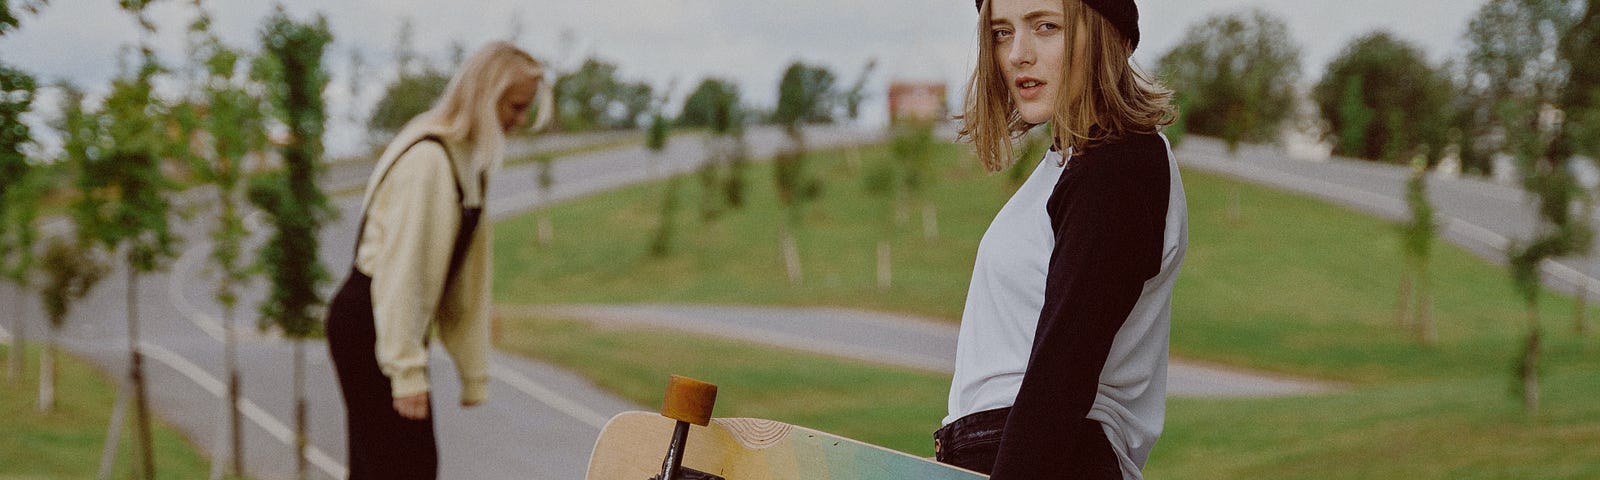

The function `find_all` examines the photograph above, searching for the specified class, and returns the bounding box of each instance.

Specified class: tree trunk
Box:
[1395,269,1413,328]
[128,268,155,480]
[537,215,554,244]
[38,328,55,412]
[1522,308,1542,414]
[225,303,243,478]
[781,225,802,285]
[294,339,308,480]
[99,374,131,480]
[1576,287,1590,337]
[1416,260,1436,345]
[876,241,891,291]
[9,285,24,384]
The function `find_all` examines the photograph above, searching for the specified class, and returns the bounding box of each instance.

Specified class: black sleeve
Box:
[990,138,1169,479]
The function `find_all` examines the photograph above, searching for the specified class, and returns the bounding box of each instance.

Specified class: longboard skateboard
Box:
[586,375,987,480]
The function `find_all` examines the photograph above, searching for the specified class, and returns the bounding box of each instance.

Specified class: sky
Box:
[0,0,1488,157]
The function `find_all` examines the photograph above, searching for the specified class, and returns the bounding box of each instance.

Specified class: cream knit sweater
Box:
[355,138,492,404]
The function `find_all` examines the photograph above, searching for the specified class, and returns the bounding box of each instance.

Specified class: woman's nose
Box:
[1008,34,1035,69]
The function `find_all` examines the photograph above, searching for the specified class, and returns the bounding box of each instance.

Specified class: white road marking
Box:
[140,341,348,479]
[487,363,610,429]
[168,245,227,342]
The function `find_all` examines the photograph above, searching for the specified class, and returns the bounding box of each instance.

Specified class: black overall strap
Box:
[351,135,464,255]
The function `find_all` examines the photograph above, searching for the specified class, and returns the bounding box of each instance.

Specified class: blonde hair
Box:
[396,40,553,177]
[960,0,1176,172]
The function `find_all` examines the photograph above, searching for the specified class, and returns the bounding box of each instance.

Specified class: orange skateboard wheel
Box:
[661,375,717,426]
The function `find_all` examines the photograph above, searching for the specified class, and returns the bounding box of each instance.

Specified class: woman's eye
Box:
[992,28,1012,42]
[1037,22,1059,32]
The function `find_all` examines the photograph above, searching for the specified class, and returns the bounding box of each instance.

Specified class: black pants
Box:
[327,269,438,480]
[934,407,1122,478]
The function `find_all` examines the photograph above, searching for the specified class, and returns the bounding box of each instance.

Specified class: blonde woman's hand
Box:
[394,392,430,420]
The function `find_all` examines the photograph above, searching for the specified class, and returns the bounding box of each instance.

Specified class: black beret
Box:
[976,0,1140,51]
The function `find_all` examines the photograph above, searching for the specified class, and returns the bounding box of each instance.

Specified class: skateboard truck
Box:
[652,375,724,480]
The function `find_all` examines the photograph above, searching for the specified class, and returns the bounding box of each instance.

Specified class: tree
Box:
[1158,9,1302,152]
[842,58,878,122]
[678,77,749,213]
[1464,0,1586,414]
[772,62,838,127]
[0,0,46,36]
[73,4,183,476]
[1314,31,1454,164]
[678,78,739,129]
[249,8,333,479]
[647,110,678,257]
[182,3,267,476]
[553,57,653,130]
[35,236,106,412]
[771,61,836,284]
[1564,0,1600,168]
[1397,158,1438,344]
[0,62,38,385]
[366,69,450,134]
[1561,0,1600,336]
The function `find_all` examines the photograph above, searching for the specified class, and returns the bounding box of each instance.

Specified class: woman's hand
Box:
[394,392,430,420]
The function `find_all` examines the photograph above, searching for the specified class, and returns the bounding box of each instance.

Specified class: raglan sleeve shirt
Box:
[990,138,1170,479]
[357,141,491,404]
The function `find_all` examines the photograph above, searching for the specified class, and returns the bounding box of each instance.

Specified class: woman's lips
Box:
[1015,76,1046,101]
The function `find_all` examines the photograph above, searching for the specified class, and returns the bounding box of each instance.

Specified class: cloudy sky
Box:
[0,0,1486,156]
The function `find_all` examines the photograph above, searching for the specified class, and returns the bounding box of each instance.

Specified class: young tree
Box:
[893,122,938,240]
[249,8,334,479]
[1562,0,1600,336]
[1314,31,1454,164]
[35,236,106,412]
[771,62,836,284]
[842,58,878,122]
[182,3,266,476]
[1397,158,1438,344]
[1158,9,1302,153]
[73,4,183,476]
[680,77,748,215]
[0,62,38,384]
[647,110,678,257]
[1465,0,1587,414]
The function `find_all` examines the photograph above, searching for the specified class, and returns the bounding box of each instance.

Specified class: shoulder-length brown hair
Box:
[960,0,1176,172]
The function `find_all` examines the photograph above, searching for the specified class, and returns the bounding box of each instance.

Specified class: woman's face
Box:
[990,0,1085,125]
[497,74,540,133]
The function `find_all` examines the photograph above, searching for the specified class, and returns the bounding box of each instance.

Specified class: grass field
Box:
[0,345,231,480]
[491,138,1600,478]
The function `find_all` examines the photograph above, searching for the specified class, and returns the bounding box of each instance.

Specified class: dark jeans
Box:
[934,407,1123,478]
[327,269,439,480]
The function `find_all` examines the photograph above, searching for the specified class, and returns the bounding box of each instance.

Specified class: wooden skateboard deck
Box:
[586,411,988,480]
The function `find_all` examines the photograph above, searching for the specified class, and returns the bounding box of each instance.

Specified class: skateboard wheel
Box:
[661,375,717,426]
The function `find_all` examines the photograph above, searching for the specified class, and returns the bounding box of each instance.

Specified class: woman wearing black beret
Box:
[936,0,1188,478]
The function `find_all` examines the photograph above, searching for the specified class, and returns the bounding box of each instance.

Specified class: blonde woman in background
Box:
[326,40,552,479]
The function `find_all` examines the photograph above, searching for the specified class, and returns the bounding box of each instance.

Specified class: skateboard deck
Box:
[586,411,988,480]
